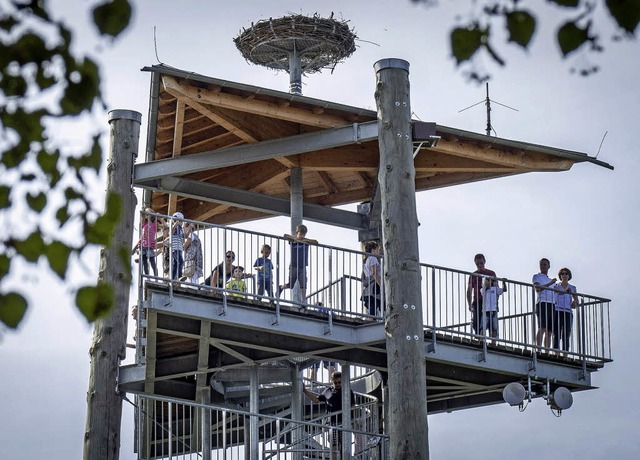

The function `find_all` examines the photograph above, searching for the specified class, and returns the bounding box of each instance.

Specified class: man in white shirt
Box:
[533,258,557,348]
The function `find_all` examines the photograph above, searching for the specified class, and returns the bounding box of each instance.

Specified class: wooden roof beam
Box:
[182,98,259,143]
[163,76,352,128]
[317,171,340,194]
[431,138,574,171]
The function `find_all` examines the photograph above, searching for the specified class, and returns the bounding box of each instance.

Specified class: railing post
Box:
[580,299,587,377]
[342,365,352,460]
[531,287,538,357]
[328,249,333,309]
[431,267,437,345]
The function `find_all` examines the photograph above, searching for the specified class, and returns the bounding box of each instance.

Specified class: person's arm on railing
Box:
[302,383,320,403]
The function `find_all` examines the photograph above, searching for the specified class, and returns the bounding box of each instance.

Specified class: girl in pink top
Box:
[133,208,158,277]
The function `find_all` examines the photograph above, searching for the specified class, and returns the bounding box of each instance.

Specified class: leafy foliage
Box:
[0,0,132,329]
[429,0,640,81]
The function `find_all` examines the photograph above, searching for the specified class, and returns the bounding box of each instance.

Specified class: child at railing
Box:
[482,277,507,340]
[132,208,158,277]
[226,266,247,298]
[278,224,318,304]
[253,244,274,300]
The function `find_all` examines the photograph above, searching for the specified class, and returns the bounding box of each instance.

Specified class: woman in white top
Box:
[362,241,383,317]
[553,267,578,351]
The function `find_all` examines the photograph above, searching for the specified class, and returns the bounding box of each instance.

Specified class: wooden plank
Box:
[432,138,574,171]
[163,76,352,128]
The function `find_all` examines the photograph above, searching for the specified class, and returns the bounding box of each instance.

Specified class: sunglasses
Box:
[226,254,235,260]
[560,272,569,276]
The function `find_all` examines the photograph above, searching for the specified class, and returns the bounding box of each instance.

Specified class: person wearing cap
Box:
[170,212,185,279]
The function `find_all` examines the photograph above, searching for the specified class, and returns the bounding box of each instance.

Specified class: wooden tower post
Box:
[83,110,141,460]
[374,59,429,459]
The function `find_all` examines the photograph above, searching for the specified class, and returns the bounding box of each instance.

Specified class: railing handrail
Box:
[424,262,612,304]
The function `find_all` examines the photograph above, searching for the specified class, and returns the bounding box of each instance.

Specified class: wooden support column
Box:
[374,59,429,459]
[84,109,141,460]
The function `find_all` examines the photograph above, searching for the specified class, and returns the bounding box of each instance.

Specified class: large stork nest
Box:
[234,14,357,74]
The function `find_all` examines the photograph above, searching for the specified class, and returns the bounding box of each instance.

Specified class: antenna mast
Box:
[459,83,518,136]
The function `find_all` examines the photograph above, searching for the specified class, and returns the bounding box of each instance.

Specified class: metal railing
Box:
[134,393,388,460]
[422,264,612,364]
[133,211,612,366]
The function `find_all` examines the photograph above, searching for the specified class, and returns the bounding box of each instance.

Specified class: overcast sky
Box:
[2,1,639,458]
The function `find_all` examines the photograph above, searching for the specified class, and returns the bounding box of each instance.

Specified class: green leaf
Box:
[0,185,11,209]
[2,107,47,144]
[8,32,51,65]
[86,135,103,172]
[13,232,45,263]
[26,192,47,212]
[451,26,485,64]
[0,74,28,97]
[506,10,536,48]
[37,150,60,175]
[0,16,18,32]
[65,187,84,201]
[557,21,590,56]
[118,245,132,282]
[85,191,122,245]
[45,241,71,278]
[0,293,28,328]
[60,58,101,115]
[76,283,114,321]
[56,205,71,226]
[549,0,580,6]
[92,0,133,37]
[0,254,10,280]
[606,0,640,34]
[35,65,57,90]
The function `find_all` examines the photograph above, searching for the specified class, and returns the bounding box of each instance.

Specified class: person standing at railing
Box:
[132,208,158,277]
[466,253,497,335]
[553,268,578,352]
[278,224,318,304]
[226,266,247,298]
[169,212,185,280]
[253,244,274,300]
[361,241,384,317]
[180,221,203,284]
[482,277,507,340]
[303,371,355,460]
[204,250,236,290]
[533,258,558,348]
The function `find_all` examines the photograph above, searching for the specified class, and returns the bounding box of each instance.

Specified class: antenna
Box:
[458,83,518,136]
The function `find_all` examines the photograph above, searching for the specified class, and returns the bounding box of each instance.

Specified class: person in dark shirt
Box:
[204,250,236,290]
[278,224,318,302]
[303,371,355,459]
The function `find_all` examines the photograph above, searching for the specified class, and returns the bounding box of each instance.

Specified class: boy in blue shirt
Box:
[253,244,274,299]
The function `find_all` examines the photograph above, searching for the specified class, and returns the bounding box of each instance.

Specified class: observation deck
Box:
[119,219,611,413]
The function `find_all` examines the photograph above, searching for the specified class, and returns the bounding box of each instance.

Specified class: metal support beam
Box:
[249,365,259,460]
[133,121,379,182]
[137,176,366,231]
[290,166,303,233]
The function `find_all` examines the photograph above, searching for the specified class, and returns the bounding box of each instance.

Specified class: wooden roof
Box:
[135,64,612,228]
